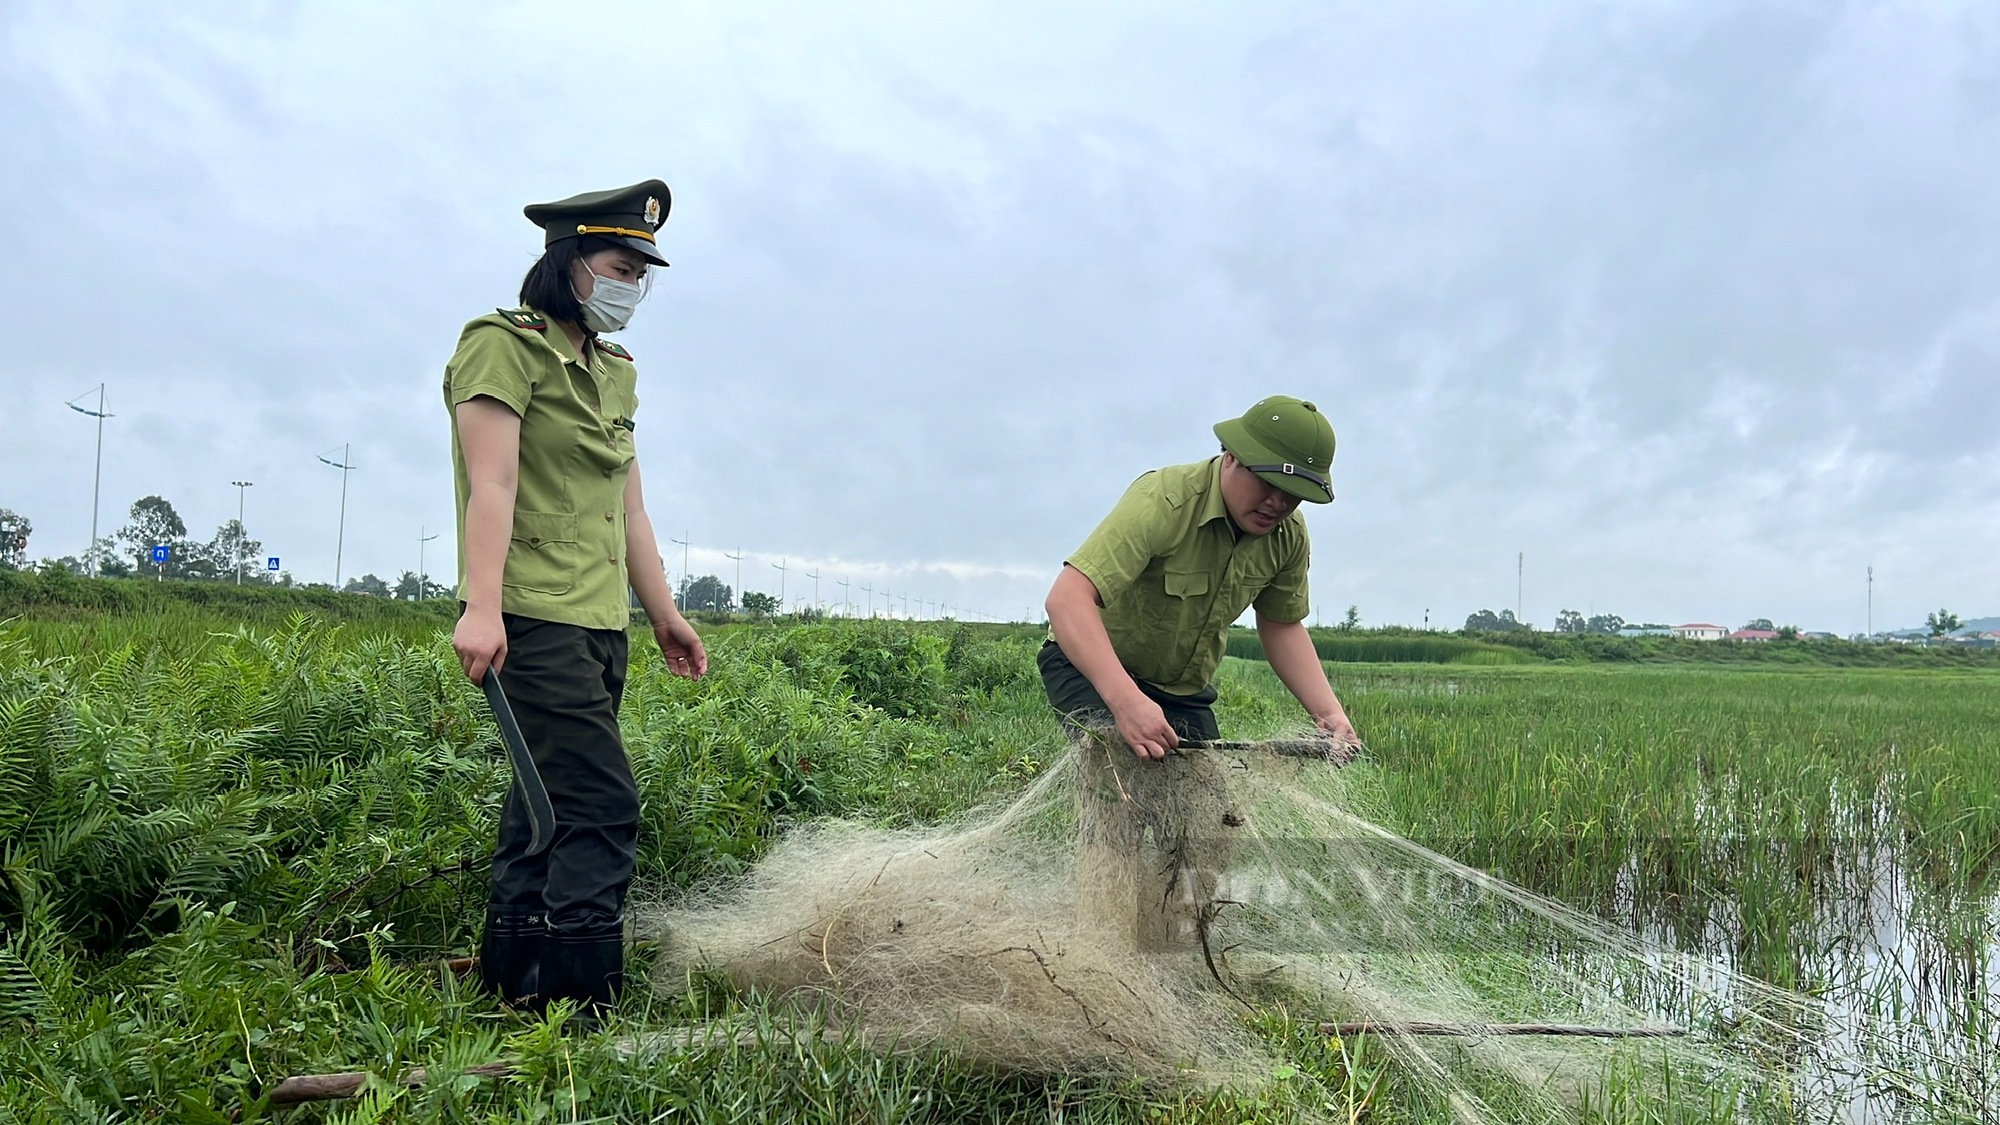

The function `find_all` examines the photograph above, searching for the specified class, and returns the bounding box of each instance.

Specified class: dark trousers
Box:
[1037,640,1221,742]
[480,613,634,1012]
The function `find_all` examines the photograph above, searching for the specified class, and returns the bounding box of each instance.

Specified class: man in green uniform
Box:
[1041,395,1359,759]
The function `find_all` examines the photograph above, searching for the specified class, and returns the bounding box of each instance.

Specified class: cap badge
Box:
[644,196,662,227]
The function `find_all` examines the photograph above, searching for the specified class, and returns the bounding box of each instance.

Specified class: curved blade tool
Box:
[482,668,556,856]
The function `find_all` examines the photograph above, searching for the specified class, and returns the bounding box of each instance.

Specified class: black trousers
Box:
[481,613,634,1011]
[1037,640,1221,742]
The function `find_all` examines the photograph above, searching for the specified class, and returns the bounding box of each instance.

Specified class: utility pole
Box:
[230,480,253,584]
[806,569,820,611]
[902,591,910,618]
[1516,551,1524,624]
[418,527,439,600]
[861,582,874,617]
[317,445,355,587]
[1867,565,1874,639]
[1424,607,1430,631]
[669,531,690,600]
[838,577,851,616]
[66,385,111,576]
[772,558,787,609]
[723,547,743,613]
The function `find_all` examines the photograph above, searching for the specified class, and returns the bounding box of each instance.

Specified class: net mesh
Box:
[643,728,1861,1117]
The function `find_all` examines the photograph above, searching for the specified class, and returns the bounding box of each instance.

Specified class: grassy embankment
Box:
[0,577,1993,1121]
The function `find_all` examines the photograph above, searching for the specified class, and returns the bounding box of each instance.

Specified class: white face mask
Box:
[574,265,645,333]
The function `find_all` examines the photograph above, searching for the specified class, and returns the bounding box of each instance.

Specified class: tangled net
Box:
[645,729,1864,1117]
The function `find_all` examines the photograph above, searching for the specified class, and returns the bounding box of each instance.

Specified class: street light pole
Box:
[772,558,787,610]
[419,527,439,600]
[861,582,874,618]
[669,531,690,601]
[724,548,743,613]
[230,480,254,584]
[66,384,112,576]
[806,569,820,611]
[838,577,851,617]
[317,444,355,588]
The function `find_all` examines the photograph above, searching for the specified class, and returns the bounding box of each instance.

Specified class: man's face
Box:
[1219,453,1303,536]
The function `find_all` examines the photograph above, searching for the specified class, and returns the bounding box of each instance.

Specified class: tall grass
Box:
[1226,629,1536,665]
[0,604,1992,1121]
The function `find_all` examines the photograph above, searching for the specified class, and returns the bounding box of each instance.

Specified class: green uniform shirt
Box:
[1065,456,1311,696]
[444,308,640,630]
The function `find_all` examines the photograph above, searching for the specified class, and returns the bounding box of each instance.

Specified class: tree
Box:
[0,508,29,570]
[1585,613,1625,635]
[1339,605,1361,631]
[393,570,452,601]
[114,496,191,575]
[1743,618,1774,632]
[204,519,265,584]
[741,590,780,616]
[342,573,391,597]
[1926,609,1961,638]
[1464,609,1525,633]
[1776,624,1801,641]
[678,574,732,613]
[1554,609,1586,634]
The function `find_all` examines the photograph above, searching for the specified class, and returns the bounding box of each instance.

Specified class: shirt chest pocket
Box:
[504,510,579,595]
[1163,567,1211,599]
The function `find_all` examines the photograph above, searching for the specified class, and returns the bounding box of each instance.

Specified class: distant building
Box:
[1802,631,1838,641]
[1617,626,1672,638]
[1727,629,1778,642]
[1673,623,1727,641]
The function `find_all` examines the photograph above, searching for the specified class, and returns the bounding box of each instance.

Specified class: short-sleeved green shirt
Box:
[1064,457,1311,696]
[444,308,640,630]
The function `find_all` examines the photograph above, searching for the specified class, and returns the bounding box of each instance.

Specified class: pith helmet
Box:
[1212,395,1336,503]
[524,180,672,266]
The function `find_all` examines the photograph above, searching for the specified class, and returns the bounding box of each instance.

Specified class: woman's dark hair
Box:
[518,235,622,325]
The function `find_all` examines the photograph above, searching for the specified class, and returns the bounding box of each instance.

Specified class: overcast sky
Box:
[3,0,1995,633]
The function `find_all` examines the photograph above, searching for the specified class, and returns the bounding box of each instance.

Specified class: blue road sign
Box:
[267,557,281,571]
[150,545,170,564]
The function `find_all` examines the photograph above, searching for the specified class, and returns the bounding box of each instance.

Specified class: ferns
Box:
[0,611,1052,1118]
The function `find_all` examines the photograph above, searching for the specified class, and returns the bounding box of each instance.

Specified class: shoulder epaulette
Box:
[594,339,633,361]
[497,308,547,331]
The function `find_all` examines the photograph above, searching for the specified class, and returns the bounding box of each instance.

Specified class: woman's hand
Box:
[653,615,708,680]
[454,606,508,683]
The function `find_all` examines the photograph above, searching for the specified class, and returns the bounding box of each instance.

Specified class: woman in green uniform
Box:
[444,180,707,1014]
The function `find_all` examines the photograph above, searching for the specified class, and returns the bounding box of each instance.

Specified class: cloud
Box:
[2,0,1996,633]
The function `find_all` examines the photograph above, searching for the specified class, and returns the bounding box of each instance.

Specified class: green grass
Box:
[0,598,1994,1121]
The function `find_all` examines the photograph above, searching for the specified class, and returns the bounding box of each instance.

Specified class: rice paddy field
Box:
[0,587,1994,1122]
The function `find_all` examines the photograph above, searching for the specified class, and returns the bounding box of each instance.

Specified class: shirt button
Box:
[605,513,614,522]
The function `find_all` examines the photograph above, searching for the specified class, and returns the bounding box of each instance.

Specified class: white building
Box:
[1672,622,1727,641]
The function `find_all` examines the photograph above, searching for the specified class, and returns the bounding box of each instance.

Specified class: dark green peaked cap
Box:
[1213,395,1337,503]
[524,180,672,266]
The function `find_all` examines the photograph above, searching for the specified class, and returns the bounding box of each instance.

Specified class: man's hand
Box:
[1111,694,1178,760]
[454,607,507,683]
[653,616,708,680]
[1313,708,1360,749]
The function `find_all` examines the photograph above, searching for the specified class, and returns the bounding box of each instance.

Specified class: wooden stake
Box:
[1320,1021,1685,1039]
[267,1062,515,1104]
[1179,738,1361,765]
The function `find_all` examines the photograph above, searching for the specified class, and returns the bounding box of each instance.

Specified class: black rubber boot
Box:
[542,919,624,1023]
[478,905,545,1009]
